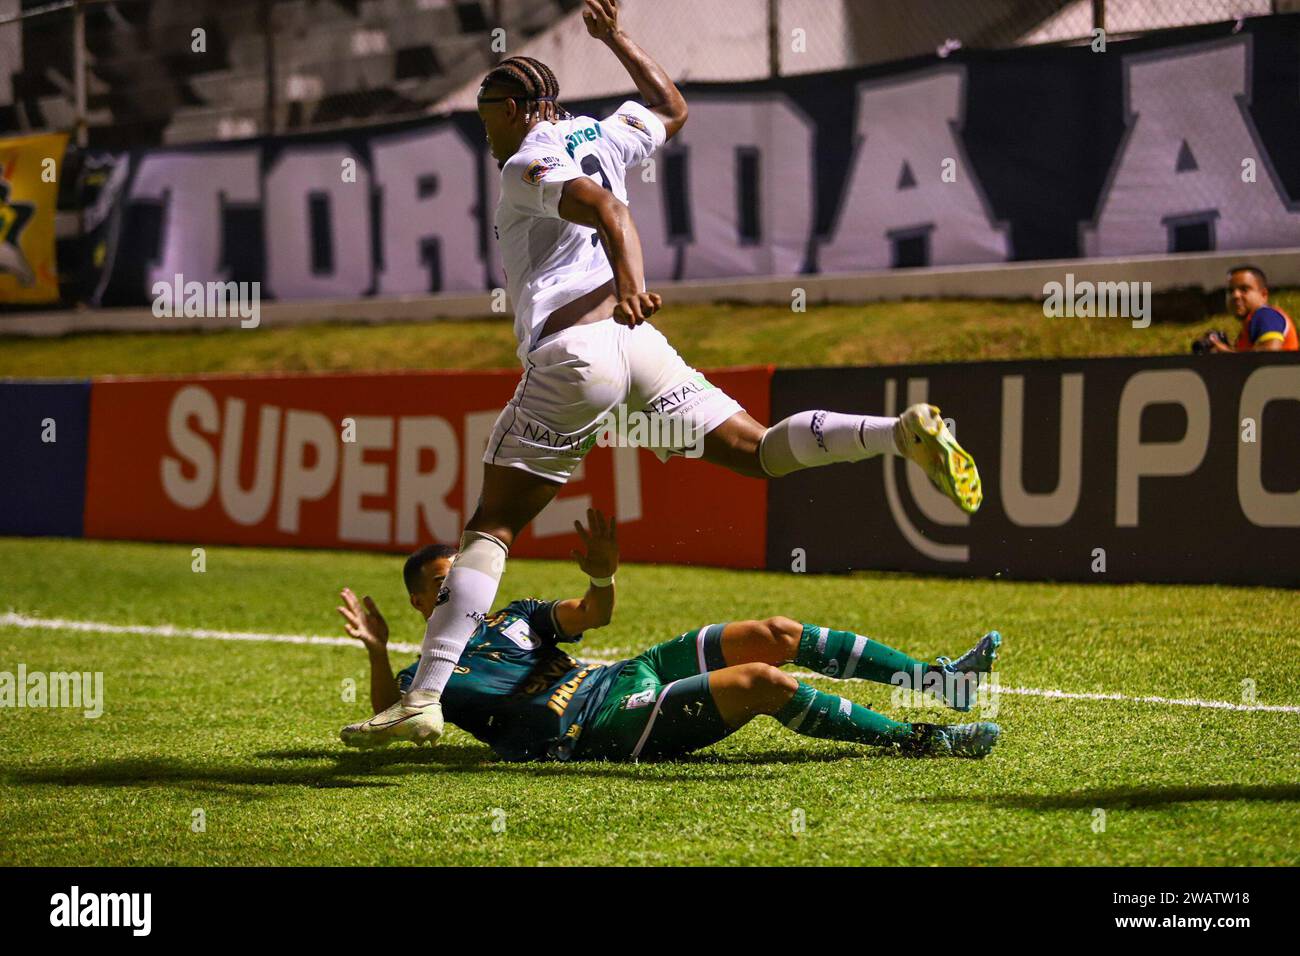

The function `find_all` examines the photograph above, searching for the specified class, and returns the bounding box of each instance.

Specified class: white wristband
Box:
[588,573,615,588]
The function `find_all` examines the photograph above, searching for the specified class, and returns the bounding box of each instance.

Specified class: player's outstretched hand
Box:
[613,291,661,327]
[582,0,620,41]
[571,507,619,580]
[337,587,389,650]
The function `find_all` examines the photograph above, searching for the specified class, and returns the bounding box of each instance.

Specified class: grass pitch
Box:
[1,538,1295,866]
[5,293,1297,378]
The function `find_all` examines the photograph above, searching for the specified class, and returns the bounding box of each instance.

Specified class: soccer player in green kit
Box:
[339,510,1001,761]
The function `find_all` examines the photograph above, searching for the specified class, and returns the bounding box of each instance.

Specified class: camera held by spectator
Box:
[1190,329,1230,354]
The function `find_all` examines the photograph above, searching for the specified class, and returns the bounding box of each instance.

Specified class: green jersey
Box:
[397,598,623,761]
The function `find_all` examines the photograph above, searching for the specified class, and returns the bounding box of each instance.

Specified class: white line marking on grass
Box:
[785,671,1300,713]
[978,682,1300,714]
[0,610,426,655]
[3,611,1298,715]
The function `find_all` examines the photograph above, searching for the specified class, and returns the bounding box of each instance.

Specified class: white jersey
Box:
[495,99,666,364]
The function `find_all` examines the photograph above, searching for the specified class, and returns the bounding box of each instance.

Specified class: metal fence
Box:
[1,0,1294,149]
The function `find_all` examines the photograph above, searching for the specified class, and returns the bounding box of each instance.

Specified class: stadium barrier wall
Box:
[0,380,89,536]
[4,357,1295,588]
[7,246,1300,337]
[56,15,1300,311]
[79,367,771,569]
[766,354,1300,587]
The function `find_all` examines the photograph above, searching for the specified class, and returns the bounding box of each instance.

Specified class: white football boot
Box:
[340,691,444,748]
[894,403,983,514]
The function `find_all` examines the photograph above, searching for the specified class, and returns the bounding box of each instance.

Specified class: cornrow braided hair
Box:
[479,55,570,122]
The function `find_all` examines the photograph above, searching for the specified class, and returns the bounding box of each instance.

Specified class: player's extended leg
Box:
[622,316,979,510]
[701,404,982,514]
[341,462,562,748]
[411,460,564,676]
[585,662,942,761]
[716,618,1001,713]
[344,323,633,747]
[708,664,999,759]
[582,623,998,760]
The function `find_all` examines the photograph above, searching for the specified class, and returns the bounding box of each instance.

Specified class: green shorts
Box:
[576,623,732,761]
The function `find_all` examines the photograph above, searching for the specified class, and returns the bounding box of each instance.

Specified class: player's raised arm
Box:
[553,508,619,637]
[337,587,402,713]
[582,0,687,139]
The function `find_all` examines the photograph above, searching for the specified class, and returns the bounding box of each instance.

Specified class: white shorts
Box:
[484,319,745,483]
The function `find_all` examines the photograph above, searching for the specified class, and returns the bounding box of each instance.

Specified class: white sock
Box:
[407,530,509,697]
[758,411,898,478]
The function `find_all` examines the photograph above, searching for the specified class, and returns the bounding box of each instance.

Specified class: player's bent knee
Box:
[464,503,520,549]
[743,664,798,714]
[736,662,796,693]
[702,415,769,479]
[466,522,515,549]
[766,665,799,694]
[713,412,765,452]
[763,616,802,656]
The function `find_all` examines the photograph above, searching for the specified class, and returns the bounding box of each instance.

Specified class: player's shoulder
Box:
[512,120,570,157]
[485,596,557,629]
[502,133,578,187]
[502,596,572,635]
[601,100,666,140]
[495,596,542,617]
[543,119,573,144]
[553,113,597,136]
[503,120,561,157]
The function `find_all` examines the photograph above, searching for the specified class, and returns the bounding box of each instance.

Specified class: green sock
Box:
[796,623,930,685]
[773,682,913,747]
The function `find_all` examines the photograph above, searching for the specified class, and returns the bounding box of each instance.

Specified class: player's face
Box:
[408,556,455,620]
[1227,271,1267,319]
[477,96,521,164]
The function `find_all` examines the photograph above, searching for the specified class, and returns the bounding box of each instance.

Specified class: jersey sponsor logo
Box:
[564,124,603,158]
[547,663,604,715]
[642,375,716,416]
[518,419,598,455]
[617,113,648,135]
[523,156,565,185]
[517,651,580,697]
[500,617,540,650]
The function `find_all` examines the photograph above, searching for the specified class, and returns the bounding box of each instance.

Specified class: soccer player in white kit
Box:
[341,0,983,749]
